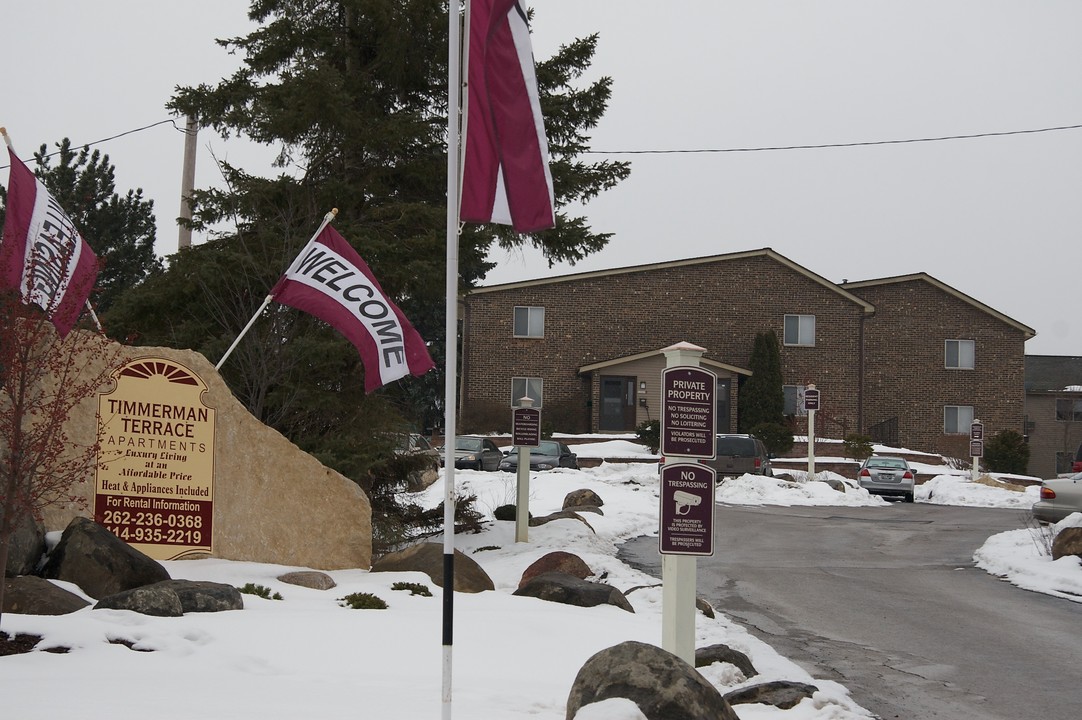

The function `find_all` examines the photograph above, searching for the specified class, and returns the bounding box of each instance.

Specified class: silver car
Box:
[858,455,915,503]
[1032,472,1082,523]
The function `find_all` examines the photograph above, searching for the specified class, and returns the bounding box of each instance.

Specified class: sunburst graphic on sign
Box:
[118,359,200,385]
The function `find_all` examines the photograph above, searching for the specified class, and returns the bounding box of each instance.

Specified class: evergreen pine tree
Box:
[0,139,160,314]
[103,2,629,542]
[739,330,785,432]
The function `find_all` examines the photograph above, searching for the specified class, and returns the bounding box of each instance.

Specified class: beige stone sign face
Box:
[95,358,216,560]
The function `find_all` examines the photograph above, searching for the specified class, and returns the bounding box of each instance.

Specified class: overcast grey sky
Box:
[5,1,1081,356]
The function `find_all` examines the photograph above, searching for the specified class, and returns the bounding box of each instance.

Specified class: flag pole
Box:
[215,208,338,371]
[442,1,466,717]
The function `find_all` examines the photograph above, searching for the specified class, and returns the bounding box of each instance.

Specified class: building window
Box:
[513,306,544,338]
[944,339,975,369]
[783,314,815,346]
[511,377,543,408]
[1055,398,1082,422]
[783,384,807,416]
[944,405,974,434]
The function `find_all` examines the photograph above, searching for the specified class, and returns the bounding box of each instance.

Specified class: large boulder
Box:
[154,579,243,612]
[41,517,170,599]
[1052,527,1082,560]
[4,514,46,577]
[514,572,633,613]
[94,585,185,617]
[529,510,596,531]
[278,570,337,590]
[370,543,494,593]
[566,640,739,720]
[563,489,604,512]
[2,576,90,615]
[695,643,757,679]
[724,680,819,710]
[518,551,593,589]
[94,579,243,616]
[40,338,372,571]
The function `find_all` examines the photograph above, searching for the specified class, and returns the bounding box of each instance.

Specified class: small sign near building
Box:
[661,365,717,459]
[804,387,820,412]
[970,440,984,458]
[970,420,984,441]
[512,407,541,448]
[659,463,716,556]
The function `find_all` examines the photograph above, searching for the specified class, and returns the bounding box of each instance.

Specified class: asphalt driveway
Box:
[620,502,1082,720]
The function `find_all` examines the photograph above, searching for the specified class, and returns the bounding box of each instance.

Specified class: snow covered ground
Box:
[3,438,1080,719]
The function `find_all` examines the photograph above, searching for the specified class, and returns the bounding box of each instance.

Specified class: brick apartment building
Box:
[460,248,1036,458]
[1024,355,1082,478]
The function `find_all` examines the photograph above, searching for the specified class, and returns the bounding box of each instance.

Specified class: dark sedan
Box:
[499,440,579,471]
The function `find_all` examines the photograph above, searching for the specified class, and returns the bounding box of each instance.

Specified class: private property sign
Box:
[659,463,716,555]
[661,365,717,459]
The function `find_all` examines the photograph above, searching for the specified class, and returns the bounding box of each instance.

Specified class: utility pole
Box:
[178,115,198,250]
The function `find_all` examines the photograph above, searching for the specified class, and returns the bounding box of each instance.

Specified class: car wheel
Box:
[905,493,914,503]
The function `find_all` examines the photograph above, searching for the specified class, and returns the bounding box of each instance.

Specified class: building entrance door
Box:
[599,376,637,431]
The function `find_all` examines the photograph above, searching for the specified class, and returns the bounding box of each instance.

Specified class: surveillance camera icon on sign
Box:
[673,490,701,515]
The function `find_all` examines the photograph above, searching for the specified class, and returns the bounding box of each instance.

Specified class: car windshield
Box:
[868,458,907,469]
[511,441,560,455]
[455,437,482,452]
[717,437,755,456]
[537,441,560,455]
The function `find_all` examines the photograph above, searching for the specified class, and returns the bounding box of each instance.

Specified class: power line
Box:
[1,118,184,169]
[3,119,1081,171]
[584,123,1082,155]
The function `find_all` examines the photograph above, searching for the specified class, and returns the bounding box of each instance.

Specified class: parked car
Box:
[395,432,438,459]
[660,433,773,477]
[393,433,440,490]
[1073,442,1082,474]
[857,455,915,502]
[1032,472,1082,523]
[499,440,579,471]
[443,435,503,471]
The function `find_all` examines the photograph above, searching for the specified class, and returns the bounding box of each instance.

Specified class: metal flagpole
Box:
[215,208,338,370]
[443,1,466,717]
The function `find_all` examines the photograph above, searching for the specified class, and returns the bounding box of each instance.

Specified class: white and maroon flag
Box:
[1,147,99,337]
[460,0,556,233]
[270,225,435,392]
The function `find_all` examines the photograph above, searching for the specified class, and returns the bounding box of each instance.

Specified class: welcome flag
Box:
[460,0,556,233]
[270,225,435,392]
[1,146,98,337]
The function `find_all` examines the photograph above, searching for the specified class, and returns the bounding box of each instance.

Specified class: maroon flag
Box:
[1,147,98,337]
[460,0,556,233]
[270,225,435,392]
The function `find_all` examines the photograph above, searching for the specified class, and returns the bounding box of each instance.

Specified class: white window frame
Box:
[1055,398,1082,422]
[513,306,545,338]
[943,405,975,434]
[783,314,815,347]
[945,339,975,370]
[511,377,543,408]
[783,384,807,417]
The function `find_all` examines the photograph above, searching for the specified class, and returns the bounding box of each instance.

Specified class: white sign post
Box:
[970,419,984,482]
[660,342,715,665]
[512,397,540,543]
[804,384,819,480]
